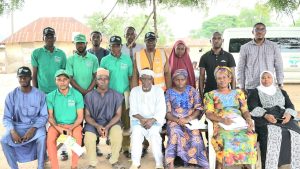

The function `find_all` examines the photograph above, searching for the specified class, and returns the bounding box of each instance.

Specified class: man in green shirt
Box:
[66,34,99,96]
[46,69,84,169]
[31,27,67,94]
[100,35,133,158]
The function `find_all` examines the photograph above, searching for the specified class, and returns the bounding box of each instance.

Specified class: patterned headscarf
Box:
[172,69,188,80]
[214,66,233,80]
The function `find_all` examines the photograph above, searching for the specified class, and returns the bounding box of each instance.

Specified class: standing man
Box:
[31,27,67,94]
[121,26,144,61]
[87,31,109,65]
[131,32,171,91]
[237,22,284,93]
[66,34,99,96]
[1,66,48,169]
[46,69,84,169]
[199,32,236,99]
[100,35,133,158]
[84,68,124,169]
[129,69,166,169]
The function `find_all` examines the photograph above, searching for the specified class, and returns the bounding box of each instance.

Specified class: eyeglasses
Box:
[254,28,266,33]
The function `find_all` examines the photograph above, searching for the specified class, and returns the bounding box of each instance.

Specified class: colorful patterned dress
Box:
[165,85,209,168]
[204,89,257,166]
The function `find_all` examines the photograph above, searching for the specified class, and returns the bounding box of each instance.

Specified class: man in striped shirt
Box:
[237,22,284,94]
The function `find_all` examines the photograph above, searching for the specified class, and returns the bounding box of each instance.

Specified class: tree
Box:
[86,12,174,46]
[190,15,239,38]
[238,4,273,27]
[190,4,275,38]
[267,0,300,17]
[0,0,24,15]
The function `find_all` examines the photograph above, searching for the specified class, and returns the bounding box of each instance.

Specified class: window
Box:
[229,37,300,53]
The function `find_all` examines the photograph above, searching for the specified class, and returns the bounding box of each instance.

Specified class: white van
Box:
[223,27,300,83]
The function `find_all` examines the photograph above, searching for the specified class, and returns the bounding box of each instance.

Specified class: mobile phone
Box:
[63,130,67,135]
[276,117,285,123]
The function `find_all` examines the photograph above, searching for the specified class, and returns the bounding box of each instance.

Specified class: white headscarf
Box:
[257,71,277,95]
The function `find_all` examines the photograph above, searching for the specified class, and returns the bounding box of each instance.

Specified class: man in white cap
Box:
[129,69,166,169]
[84,68,125,169]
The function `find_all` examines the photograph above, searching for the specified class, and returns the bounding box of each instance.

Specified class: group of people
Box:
[1,22,299,169]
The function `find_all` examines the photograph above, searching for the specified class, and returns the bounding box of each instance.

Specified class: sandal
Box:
[112,162,126,169]
[60,151,68,161]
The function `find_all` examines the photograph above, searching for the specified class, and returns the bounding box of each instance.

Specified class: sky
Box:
[0,0,299,41]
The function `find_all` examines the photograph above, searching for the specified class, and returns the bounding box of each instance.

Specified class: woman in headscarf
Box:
[247,71,300,169]
[165,69,209,169]
[204,66,257,169]
[169,40,196,88]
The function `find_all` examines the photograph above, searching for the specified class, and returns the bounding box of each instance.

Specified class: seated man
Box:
[129,69,166,169]
[1,66,48,169]
[46,69,84,169]
[84,68,124,169]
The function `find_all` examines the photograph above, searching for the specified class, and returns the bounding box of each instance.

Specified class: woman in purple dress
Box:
[165,69,209,169]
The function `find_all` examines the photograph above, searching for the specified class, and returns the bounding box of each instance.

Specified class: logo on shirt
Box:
[120,63,128,70]
[68,100,75,107]
[86,61,93,67]
[220,60,227,63]
[54,56,62,63]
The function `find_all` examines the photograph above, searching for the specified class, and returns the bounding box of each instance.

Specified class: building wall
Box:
[3,41,108,73]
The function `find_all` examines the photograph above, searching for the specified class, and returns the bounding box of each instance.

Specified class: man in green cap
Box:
[31,27,67,94]
[66,34,99,96]
[46,69,84,169]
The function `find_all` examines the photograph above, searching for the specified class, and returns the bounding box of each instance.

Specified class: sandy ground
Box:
[0,73,299,169]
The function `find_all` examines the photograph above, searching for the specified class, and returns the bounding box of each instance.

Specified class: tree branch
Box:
[101,0,119,24]
[129,10,154,48]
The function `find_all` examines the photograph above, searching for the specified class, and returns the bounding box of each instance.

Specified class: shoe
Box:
[156,165,164,169]
[141,148,148,158]
[106,153,112,160]
[123,150,131,158]
[96,147,103,157]
[60,151,68,161]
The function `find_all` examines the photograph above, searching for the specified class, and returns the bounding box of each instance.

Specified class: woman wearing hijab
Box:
[169,40,196,88]
[165,69,209,169]
[247,71,300,169]
[204,66,257,169]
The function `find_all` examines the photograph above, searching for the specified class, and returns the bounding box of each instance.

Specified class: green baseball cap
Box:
[74,34,87,43]
[54,69,69,79]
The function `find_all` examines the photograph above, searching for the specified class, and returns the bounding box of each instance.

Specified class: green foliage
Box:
[267,0,300,15]
[190,4,276,38]
[118,0,207,8]
[190,15,239,38]
[0,0,24,15]
[86,12,174,45]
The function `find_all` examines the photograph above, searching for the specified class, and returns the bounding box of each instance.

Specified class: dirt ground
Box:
[0,73,299,169]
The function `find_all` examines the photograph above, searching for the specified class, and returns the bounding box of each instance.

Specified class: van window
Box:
[229,38,300,53]
[268,38,300,53]
[228,38,251,53]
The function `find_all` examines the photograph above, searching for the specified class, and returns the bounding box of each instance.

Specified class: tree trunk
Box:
[153,0,157,36]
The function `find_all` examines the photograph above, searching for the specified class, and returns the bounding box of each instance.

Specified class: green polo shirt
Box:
[66,52,99,90]
[31,47,67,94]
[100,53,133,94]
[46,87,84,124]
